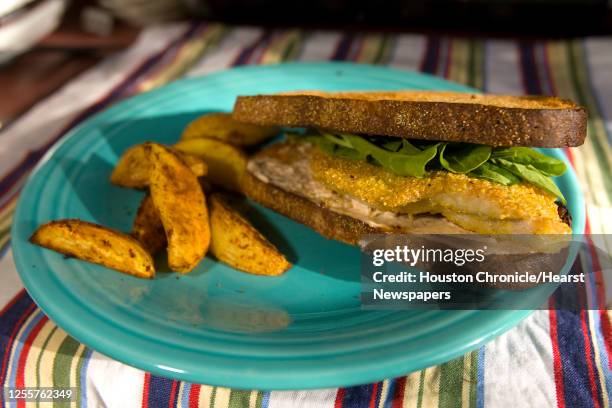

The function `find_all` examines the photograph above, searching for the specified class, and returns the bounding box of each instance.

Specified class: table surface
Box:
[0,22,611,408]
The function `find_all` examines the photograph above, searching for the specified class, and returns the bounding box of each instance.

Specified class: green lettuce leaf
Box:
[439,143,492,173]
[492,158,566,204]
[469,162,521,185]
[491,147,566,176]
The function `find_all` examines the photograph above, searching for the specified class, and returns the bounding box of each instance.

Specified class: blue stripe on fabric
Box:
[261,390,271,408]
[147,375,175,408]
[477,346,485,408]
[553,274,599,408]
[341,383,375,408]
[519,41,542,94]
[0,291,33,407]
[180,382,192,408]
[79,348,93,408]
[420,36,441,74]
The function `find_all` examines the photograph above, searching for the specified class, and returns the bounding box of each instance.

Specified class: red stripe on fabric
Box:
[0,302,36,386]
[188,384,200,408]
[352,35,367,62]
[580,309,602,408]
[168,380,178,408]
[15,315,48,408]
[0,289,25,316]
[599,310,612,371]
[334,387,346,408]
[369,382,379,408]
[141,373,151,408]
[548,299,566,408]
[391,377,406,408]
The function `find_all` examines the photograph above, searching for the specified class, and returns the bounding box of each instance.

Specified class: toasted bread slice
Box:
[233,91,587,147]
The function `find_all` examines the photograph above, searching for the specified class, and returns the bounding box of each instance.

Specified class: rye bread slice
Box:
[233,91,587,147]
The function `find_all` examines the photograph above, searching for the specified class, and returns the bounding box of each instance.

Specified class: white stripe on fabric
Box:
[186,27,264,77]
[85,351,146,408]
[0,250,23,309]
[299,31,343,62]
[388,35,426,72]
[484,40,523,95]
[483,310,556,408]
[267,388,338,408]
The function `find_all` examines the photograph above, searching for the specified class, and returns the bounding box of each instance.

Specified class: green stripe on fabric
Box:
[374,35,394,65]
[282,31,304,61]
[228,389,252,408]
[255,390,264,408]
[417,370,426,408]
[469,351,478,408]
[469,40,485,91]
[566,41,612,196]
[35,325,58,408]
[210,386,217,407]
[438,357,464,408]
[52,335,81,408]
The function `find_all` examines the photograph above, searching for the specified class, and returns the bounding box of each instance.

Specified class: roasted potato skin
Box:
[209,194,291,276]
[132,193,166,255]
[181,112,279,146]
[175,138,247,193]
[30,219,155,278]
[111,142,207,189]
[149,144,210,273]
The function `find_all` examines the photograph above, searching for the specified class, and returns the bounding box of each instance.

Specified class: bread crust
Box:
[233,91,587,147]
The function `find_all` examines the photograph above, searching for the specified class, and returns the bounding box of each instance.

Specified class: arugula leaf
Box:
[382,140,402,152]
[386,143,439,177]
[492,158,566,204]
[469,162,521,185]
[319,131,437,177]
[491,147,566,176]
[439,143,492,173]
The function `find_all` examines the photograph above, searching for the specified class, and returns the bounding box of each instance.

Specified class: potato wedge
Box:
[30,219,155,279]
[209,194,291,276]
[132,193,166,255]
[149,144,210,273]
[181,112,279,146]
[174,138,247,192]
[111,142,207,189]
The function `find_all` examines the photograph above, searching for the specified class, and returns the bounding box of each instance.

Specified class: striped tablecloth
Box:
[1,23,611,408]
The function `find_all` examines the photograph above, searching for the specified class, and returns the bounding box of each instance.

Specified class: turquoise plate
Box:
[12,63,585,390]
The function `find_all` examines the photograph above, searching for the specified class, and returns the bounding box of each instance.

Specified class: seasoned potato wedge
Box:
[30,219,155,279]
[209,194,291,276]
[181,112,279,146]
[111,142,207,189]
[149,144,210,273]
[132,193,166,255]
[174,138,247,192]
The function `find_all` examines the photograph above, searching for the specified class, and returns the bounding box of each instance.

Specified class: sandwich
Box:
[232,91,586,244]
